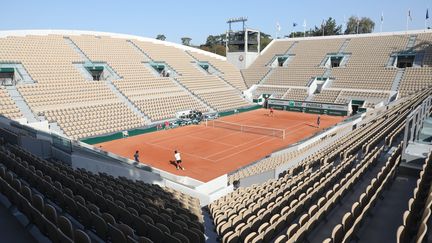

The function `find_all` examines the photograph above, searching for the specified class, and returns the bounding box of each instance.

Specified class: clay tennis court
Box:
[96,109,345,182]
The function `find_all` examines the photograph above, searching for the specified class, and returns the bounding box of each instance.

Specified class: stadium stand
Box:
[251,85,289,99]
[399,67,432,97]
[264,38,343,87]
[131,40,250,112]
[330,35,407,90]
[241,40,295,88]
[0,35,146,140]
[208,88,432,243]
[282,87,309,101]
[0,141,204,243]
[335,90,390,107]
[186,50,248,91]
[68,35,210,121]
[312,89,342,103]
[0,32,255,140]
[246,32,431,109]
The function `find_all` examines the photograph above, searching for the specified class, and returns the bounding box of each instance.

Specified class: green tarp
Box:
[0,68,14,73]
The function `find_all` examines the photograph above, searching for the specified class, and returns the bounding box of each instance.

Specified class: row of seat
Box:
[0,164,91,243]
[317,144,402,243]
[397,152,432,243]
[45,102,146,140]
[0,143,205,243]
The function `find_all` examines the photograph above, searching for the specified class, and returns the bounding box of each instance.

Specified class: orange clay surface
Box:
[96,109,345,182]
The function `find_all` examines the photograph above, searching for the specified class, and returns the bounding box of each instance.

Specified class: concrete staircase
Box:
[339,55,351,67]
[64,37,92,63]
[73,64,94,81]
[127,40,153,62]
[305,93,315,101]
[391,69,405,92]
[323,69,332,78]
[105,80,151,124]
[49,122,66,136]
[5,86,39,123]
[338,39,351,53]
[258,68,274,85]
[14,64,36,84]
[406,35,417,49]
[284,41,298,55]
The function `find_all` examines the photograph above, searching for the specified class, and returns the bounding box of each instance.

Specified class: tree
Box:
[198,31,272,56]
[345,16,375,34]
[156,34,166,41]
[260,32,272,50]
[181,37,192,46]
[206,34,225,46]
[311,17,342,36]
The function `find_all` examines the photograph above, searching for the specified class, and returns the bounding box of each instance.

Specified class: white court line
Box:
[212,122,315,162]
[142,140,214,162]
[215,136,277,162]
[184,134,233,147]
[204,135,268,159]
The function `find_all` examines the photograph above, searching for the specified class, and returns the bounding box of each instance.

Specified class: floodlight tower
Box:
[226,17,260,69]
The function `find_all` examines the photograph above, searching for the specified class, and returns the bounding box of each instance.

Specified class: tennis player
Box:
[174,150,185,170]
[269,107,274,117]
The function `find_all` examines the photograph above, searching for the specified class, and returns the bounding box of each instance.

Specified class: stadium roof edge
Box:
[0,29,226,61]
[272,29,432,42]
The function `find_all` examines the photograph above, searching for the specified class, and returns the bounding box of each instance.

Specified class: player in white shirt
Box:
[174,150,185,170]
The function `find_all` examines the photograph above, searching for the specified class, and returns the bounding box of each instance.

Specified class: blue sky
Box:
[0,0,430,44]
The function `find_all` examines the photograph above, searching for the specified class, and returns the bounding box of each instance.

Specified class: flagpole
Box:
[406,9,410,32]
[380,12,383,33]
[303,19,306,37]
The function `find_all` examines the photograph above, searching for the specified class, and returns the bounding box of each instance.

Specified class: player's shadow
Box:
[169,160,177,168]
[306,123,319,128]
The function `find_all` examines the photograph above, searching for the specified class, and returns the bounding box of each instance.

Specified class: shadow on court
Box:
[169,160,177,168]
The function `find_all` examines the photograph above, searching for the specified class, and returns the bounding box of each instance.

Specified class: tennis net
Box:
[206,120,285,139]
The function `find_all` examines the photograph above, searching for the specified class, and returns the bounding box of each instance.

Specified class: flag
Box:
[276,22,281,32]
[427,9,429,20]
[381,12,384,23]
[408,9,412,21]
[303,19,307,28]
[293,22,298,27]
